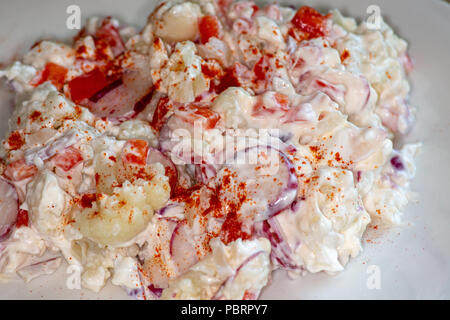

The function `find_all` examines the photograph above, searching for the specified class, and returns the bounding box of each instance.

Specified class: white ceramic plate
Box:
[0,0,449,299]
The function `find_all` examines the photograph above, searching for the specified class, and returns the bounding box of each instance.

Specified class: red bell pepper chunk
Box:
[291,6,331,40]
[253,55,272,81]
[122,139,149,166]
[177,105,221,130]
[68,68,109,103]
[198,15,223,44]
[52,146,84,172]
[150,96,174,132]
[30,62,68,90]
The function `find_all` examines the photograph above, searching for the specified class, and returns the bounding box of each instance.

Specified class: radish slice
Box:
[147,147,178,191]
[169,221,198,274]
[219,145,298,221]
[0,177,19,241]
[142,218,178,289]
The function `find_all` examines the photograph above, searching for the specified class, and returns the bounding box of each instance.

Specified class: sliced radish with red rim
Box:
[218,145,298,221]
[169,220,198,274]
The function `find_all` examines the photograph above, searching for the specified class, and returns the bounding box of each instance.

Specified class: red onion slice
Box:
[155,203,184,217]
[147,284,163,298]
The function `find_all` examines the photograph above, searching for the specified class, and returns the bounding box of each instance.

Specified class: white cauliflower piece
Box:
[75,166,170,246]
[0,61,37,91]
[153,41,208,103]
[116,119,158,147]
[23,41,75,69]
[26,170,70,236]
[212,87,256,129]
[153,1,202,42]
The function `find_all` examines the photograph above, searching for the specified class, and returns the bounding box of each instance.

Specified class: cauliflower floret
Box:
[116,119,158,147]
[294,168,371,273]
[75,165,170,246]
[152,1,202,42]
[0,61,37,91]
[74,239,117,292]
[153,41,208,103]
[10,83,92,135]
[23,40,75,69]
[111,256,141,289]
[212,87,256,129]
[26,170,70,236]
[161,238,271,300]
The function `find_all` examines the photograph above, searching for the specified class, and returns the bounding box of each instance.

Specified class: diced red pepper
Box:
[290,6,331,40]
[16,209,29,228]
[253,55,272,81]
[177,105,221,130]
[68,68,109,103]
[30,62,68,90]
[52,146,84,171]
[150,96,174,132]
[198,15,223,44]
[3,159,37,181]
[122,139,149,166]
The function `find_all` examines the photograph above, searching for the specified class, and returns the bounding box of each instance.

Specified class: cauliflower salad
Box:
[0,0,420,299]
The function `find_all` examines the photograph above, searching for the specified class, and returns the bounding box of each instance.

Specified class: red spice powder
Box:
[7,131,25,150]
[80,193,97,208]
[340,49,350,62]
